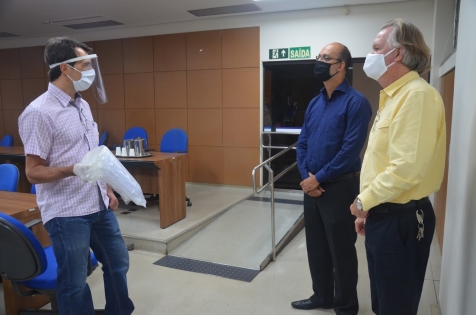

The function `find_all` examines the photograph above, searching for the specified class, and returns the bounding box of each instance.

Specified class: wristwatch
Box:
[356,198,363,211]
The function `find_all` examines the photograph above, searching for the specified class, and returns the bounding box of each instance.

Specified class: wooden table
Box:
[0,147,187,229]
[0,191,51,315]
[117,152,187,228]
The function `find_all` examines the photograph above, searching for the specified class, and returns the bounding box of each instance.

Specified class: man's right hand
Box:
[73,163,93,183]
[307,186,325,197]
[355,217,366,236]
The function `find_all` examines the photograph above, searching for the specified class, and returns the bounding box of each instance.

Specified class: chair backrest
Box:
[0,213,47,281]
[31,184,36,194]
[0,134,14,146]
[0,164,20,192]
[99,131,109,147]
[123,127,148,150]
[160,128,188,153]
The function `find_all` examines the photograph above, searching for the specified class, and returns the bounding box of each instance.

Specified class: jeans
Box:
[44,209,135,315]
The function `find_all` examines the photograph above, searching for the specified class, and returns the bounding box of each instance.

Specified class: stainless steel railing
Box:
[251,131,299,262]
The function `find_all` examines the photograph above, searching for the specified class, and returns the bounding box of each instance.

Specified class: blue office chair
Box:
[0,213,104,314]
[123,127,148,150]
[160,128,188,153]
[31,184,36,194]
[0,163,20,192]
[99,131,109,147]
[160,128,191,207]
[0,134,14,146]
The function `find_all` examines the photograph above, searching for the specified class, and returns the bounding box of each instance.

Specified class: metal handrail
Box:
[251,134,299,262]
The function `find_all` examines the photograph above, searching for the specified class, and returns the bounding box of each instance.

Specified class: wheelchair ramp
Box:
[157,190,303,278]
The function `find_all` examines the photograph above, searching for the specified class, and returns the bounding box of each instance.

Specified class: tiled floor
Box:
[0,184,442,315]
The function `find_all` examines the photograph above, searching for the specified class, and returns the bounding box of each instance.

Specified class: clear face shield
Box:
[49,54,108,104]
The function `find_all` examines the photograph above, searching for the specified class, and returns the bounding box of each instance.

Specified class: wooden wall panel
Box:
[189,146,223,184]
[0,49,21,80]
[123,37,153,73]
[223,68,260,108]
[188,109,222,146]
[154,34,187,71]
[0,110,4,136]
[222,27,259,68]
[156,109,187,146]
[0,80,23,109]
[20,47,45,79]
[186,31,222,70]
[80,88,97,110]
[94,39,124,75]
[97,109,126,146]
[155,71,187,109]
[124,73,154,109]
[125,109,157,148]
[187,70,222,108]
[223,109,260,148]
[223,147,260,186]
[3,109,23,146]
[101,74,125,109]
[22,78,46,107]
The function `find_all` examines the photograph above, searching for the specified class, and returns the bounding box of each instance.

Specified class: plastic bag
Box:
[74,145,146,207]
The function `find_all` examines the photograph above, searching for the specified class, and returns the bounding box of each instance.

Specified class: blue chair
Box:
[160,128,191,207]
[0,213,103,314]
[123,127,148,150]
[160,128,188,153]
[31,184,36,194]
[0,134,14,146]
[99,131,109,147]
[0,164,20,192]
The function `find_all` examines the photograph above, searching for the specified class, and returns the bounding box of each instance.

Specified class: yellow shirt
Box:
[358,71,446,211]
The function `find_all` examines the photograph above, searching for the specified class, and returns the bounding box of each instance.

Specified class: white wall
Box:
[439,0,476,314]
[431,0,456,89]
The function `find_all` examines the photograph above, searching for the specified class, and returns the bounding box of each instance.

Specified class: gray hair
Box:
[382,19,431,74]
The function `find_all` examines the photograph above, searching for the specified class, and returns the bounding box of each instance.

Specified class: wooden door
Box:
[434,68,455,253]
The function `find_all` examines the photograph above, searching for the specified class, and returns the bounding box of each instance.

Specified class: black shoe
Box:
[291,299,332,310]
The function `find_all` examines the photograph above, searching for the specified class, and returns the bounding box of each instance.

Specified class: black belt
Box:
[326,172,360,183]
[370,197,430,213]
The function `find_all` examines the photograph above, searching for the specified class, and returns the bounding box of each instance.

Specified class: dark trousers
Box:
[365,197,435,315]
[303,177,359,315]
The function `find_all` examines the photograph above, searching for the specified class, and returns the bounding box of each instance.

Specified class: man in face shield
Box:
[18,37,134,315]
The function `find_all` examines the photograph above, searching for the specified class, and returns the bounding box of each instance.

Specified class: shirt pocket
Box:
[372,118,390,150]
[325,113,346,141]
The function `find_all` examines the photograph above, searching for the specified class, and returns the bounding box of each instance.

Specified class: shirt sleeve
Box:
[358,91,443,210]
[19,108,54,160]
[296,111,310,180]
[314,96,372,183]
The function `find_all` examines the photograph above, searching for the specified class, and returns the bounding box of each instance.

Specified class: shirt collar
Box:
[320,79,350,99]
[48,83,82,107]
[383,71,419,97]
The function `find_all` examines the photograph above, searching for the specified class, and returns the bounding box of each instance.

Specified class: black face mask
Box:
[314,61,340,81]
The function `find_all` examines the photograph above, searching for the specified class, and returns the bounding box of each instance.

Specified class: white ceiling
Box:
[0,0,410,40]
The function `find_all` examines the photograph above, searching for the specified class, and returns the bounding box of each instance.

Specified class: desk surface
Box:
[0,191,38,217]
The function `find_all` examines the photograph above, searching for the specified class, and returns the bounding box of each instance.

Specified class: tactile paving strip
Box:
[154,256,260,282]
[247,196,304,205]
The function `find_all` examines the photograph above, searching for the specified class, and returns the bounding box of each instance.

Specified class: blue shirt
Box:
[296,79,372,183]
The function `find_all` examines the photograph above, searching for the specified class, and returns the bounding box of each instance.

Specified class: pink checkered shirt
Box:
[19,83,108,223]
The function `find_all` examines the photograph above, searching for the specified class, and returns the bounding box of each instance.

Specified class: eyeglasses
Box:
[316,54,342,63]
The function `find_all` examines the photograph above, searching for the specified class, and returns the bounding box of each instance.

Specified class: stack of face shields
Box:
[74,146,146,207]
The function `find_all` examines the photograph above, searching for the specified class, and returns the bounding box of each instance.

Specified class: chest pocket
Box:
[325,113,346,141]
[372,118,390,150]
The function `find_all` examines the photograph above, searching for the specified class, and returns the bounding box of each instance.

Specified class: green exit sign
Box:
[269,48,288,59]
[289,46,311,59]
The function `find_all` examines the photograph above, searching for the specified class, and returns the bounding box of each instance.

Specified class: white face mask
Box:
[67,65,96,92]
[363,47,397,81]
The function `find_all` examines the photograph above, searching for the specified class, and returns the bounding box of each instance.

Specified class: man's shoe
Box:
[291,299,332,310]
